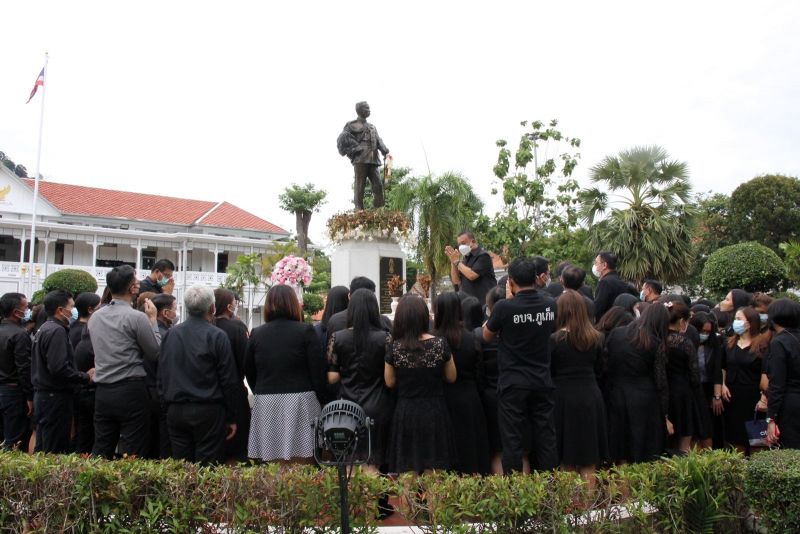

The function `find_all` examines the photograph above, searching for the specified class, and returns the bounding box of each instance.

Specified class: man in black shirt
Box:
[0,293,33,450]
[592,251,637,322]
[446,231,497,305]
[545,261,594,301]
[138,259,175,296]
[32,290,94,453]
[158,285,239,464]
[484,256,558,473]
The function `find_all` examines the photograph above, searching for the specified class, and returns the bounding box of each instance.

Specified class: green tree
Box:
[477,119,581,259]
[702,242,786,297]
[222,252,262,299]
[780,242,800,287]
[389,171,482,297]
[729,174,800,253]
[579,145,695,285]
[684,192,734,296]
[278,183,327,255]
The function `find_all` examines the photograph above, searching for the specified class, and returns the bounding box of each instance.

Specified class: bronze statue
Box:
[337,101,390,210]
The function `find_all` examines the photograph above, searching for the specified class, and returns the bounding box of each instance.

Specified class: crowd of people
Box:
[1,245,799,486]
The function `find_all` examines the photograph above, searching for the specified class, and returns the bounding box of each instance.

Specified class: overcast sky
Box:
[2,1,798,245]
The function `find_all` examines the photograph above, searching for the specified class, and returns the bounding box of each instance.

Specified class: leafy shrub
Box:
[745,449,800,533]
[42,268,98,297]
[30,289,46,305]
[770,290,800,303]
[702,242,786,296]
[303,292,325,317]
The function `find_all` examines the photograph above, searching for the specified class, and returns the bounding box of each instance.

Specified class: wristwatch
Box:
[713,395,722,401]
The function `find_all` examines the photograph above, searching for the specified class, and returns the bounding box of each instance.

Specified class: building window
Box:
[217,252,229,273]
[54,242,65,265]
[0,235,20,262]
[142,248,157,271]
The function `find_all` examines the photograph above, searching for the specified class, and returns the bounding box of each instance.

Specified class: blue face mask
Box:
[639,290,646,301]
[759,313,769,325]
[699,333,710,343]
[158,275,171,287]
[732,320,747,336]
[23,309,32,322]
[71,307,79,321]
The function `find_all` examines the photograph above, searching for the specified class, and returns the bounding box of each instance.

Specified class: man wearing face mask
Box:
[445,231,497,305]
[88,265,161,459]
[483,256,558,473]
[32,290,94,453]
[592,251,638,323]
[138,259,176,296]
[0,293,34,451]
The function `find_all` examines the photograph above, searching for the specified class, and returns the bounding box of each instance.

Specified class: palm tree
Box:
[578,146,695,285]
[278,183,327,255]
[388,172,482,298]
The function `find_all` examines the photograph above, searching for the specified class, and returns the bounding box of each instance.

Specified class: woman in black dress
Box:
[434,292,490,475]
[384,294,457,474]
[214,288,251,463]
[477,287,505,474]
[551,290,607,485]
[604,304,672,463]
[665,301,709,453]
[327,289,394,471]
[766,299,800,449]
[718,306,766,455]
[689,311,725,449]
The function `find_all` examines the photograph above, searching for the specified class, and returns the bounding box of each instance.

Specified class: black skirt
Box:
[668,376,710,440]
[555,378,608,466]
[606,381,666,463]
[480,386,502,453]
[444,381,491,474]
[723,383,761,447]
[777,391,800,449]
[387,396,456,473]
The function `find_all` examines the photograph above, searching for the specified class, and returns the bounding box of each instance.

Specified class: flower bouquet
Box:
[270,255,313,287]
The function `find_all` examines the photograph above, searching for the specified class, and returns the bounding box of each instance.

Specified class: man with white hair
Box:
[157,285,239,464]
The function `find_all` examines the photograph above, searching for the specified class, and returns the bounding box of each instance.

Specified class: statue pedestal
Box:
[331,238,406,314]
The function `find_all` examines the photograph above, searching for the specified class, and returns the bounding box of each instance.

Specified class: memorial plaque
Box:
[379,256,403,314]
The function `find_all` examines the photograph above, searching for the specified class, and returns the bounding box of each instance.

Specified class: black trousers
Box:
[34,390,73,454]
[0,385,30,451]
[354,163,384,210]
[146,387,171,459]
[92,379,150,459]
[167,403,227,465]
[74,388,95,454]
[498,386,558,473]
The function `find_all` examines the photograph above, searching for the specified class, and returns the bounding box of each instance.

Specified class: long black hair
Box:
[392,294,430,351]
[434,292,463,349]
[346,288,382,355]
[322,286,350,328]
[628,302,669,352]
[461,296,483,331]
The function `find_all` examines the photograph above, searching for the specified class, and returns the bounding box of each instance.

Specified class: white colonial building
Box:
[0,165,289,322]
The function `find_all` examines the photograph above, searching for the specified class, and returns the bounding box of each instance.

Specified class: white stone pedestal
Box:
[331,238,406,313]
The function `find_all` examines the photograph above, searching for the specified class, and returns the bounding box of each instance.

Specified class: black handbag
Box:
[745,410,769,448]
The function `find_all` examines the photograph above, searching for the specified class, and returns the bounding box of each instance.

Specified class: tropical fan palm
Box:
[579,146,696,285]
[389,172,483,297]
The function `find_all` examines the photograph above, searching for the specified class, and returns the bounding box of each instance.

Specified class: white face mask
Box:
[591,265,601,278]
[458,244,471,256]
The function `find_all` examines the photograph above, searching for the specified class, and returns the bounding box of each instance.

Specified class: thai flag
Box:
[26,68,44,104]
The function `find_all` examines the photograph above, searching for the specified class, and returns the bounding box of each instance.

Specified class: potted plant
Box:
[387,274,405,314]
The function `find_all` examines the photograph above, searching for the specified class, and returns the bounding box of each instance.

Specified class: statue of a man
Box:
[337,101,390,210]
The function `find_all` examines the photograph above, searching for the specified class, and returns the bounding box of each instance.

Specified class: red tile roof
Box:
[24,179,288,234]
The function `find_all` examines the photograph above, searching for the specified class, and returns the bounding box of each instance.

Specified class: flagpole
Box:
[27,52,48,296]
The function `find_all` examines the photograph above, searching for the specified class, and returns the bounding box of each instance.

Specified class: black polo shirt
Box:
[458,247,497,304]
[485,288,557,391]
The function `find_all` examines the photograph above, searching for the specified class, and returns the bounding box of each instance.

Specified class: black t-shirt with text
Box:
[485,288,557,391]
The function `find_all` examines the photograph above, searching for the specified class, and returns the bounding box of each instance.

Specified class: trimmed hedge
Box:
[0,450,758,533]
[42,268,99,297]
[745,448,800,533]
[702,242,786,295]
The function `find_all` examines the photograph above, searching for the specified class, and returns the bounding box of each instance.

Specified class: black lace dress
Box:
[666,331,710,440]
[603,325,669,463]
[385,336,456,473]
